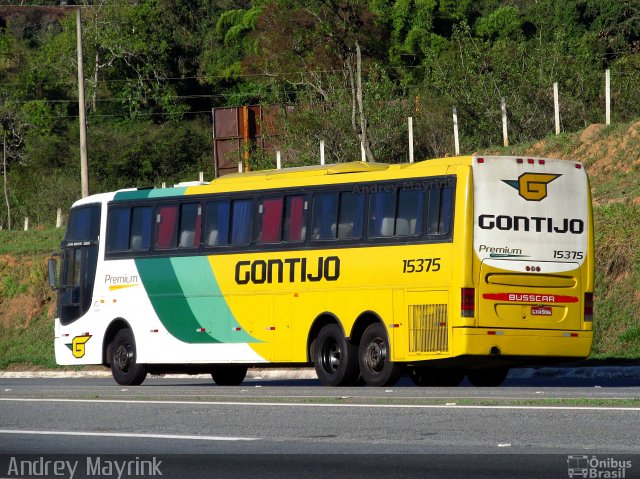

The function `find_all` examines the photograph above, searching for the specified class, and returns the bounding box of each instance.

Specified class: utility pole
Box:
[3,131,11,230]
[76,8,89,198]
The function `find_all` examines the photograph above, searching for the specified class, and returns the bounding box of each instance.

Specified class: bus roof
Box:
[74,155,583,206]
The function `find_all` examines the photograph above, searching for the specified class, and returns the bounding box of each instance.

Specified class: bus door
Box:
[56,205,101,324]
[472,156,591,331]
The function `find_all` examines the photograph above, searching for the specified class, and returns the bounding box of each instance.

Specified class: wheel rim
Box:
[320,339,341,373]
[114,342,133,373]
[363,337,387,373]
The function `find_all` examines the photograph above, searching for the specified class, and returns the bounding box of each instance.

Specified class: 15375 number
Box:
[402,258,441,273]
[553,250,584,260]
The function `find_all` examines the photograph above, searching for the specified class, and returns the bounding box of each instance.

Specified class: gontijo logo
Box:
[66,334,91,358]
[502,172,561,201]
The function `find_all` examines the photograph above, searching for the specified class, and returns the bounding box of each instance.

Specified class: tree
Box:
[249,0,388,162]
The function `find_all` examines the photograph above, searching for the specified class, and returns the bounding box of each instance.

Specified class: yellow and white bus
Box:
[49,155,594,387]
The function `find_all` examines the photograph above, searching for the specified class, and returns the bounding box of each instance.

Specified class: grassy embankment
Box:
[1,122,639,369]
[0,228,63,368]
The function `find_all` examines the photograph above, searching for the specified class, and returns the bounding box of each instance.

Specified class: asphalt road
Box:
[1,375,639,478]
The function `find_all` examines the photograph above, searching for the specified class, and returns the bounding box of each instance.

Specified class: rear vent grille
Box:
[408,304,448,353]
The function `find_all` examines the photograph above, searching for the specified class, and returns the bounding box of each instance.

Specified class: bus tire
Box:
[466,367,509,387]
[313,324,360,386]
[358,323,402,387]
[211,365,248,386]
[110,328,147,386]
[409,367,465,387]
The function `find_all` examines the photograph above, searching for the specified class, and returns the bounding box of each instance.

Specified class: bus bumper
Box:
[452,327,593,358]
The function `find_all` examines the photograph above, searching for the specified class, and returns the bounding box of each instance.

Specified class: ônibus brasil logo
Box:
[502,172,561,201]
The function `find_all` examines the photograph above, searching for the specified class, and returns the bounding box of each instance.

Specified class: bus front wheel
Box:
[211,365,248,386]
[110,328,147,386]
[313,324,360,386]
[358,323,402,387]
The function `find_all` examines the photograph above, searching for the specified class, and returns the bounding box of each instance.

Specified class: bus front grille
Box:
[408,304,448,353]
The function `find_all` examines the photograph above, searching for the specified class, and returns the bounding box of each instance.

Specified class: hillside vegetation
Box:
[2,0,640,226]
[0,121,638,369]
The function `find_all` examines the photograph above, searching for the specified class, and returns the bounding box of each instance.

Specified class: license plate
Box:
[531,306,552,316]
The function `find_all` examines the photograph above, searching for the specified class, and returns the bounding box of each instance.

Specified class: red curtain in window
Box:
[261,198,283,243]
[156,205,178,249]
[287,196,304,241]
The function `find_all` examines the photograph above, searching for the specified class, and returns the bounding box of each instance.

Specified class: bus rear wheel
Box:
[409,367,465,387]
[110,328,147,386]
[313,324,360,386]
[211,365,248,386]
[466,367,509,387]
[358,323,402,387]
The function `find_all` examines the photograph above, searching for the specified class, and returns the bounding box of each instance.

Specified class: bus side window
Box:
[311,193,338,240]
[368,190,396,237]
[178,203,201,248]
[439,186,453,234]
[230,199,252,246]
[427,185,454,237]
[204,200,230,246]
[258,197,284,244]
[338,192,364,239]
[107,207,131,252]
[130,206,152,251]
[156,204,179,249]
[283,196,307,242]
[397,189,423,236]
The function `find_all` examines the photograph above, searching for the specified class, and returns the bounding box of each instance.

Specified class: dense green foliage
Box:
[1,0,640,227]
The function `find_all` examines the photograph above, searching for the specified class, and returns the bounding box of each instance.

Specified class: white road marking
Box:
[1,397,639,411]
[0,429,258,441]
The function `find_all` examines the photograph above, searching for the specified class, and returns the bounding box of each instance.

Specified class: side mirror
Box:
[48,257,58,291]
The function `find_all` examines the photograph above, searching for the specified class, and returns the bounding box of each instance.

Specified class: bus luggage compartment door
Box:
[477,260,582,330]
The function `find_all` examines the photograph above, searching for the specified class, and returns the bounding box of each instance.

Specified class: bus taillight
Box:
[461,288,475,318]
[584,293,593,322]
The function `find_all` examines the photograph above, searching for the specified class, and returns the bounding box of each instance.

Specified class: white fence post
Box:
[360,142,366,162]
[199,171,204,182]
[501,97,509,147]
[238,161,242,173]
[161,182,166,188]
[408,117,414,163]
[605,68,611,125]
[320,140,325,166]
[452,107,460,155]
[23,217,29,231]
[553,82,560,135]
[56,208,62,228]
[276,150,282,170]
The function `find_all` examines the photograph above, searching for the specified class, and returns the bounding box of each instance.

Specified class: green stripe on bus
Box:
[135,256,256,344]
[114,188,187,201]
